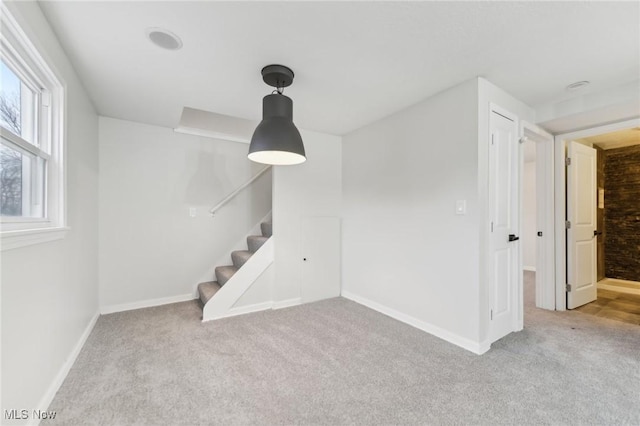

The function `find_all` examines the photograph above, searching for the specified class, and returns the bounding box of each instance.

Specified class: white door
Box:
[301,216,341,303]
[567,141,597,309]
[489,107,520,343]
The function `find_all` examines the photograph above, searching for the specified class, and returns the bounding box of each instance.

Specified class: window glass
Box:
[0,143,22,216]
[0,59,22,135]
[1,59,37,145]
[0,142,45,218]
[0,57,47,219]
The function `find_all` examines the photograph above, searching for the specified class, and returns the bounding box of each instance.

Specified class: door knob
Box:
[508,234,519,242]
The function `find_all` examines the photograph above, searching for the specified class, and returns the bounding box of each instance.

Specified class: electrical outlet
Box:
[189,207,197,217]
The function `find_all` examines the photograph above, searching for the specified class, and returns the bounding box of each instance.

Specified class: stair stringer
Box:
[202,237,274,322]
[194,211,272,289]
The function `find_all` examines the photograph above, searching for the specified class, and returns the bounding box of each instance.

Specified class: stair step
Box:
[247,235,269,253]
[231,250,253,269]
[215,265,238,286]
[261,222,273,238]
[197,281,221,305]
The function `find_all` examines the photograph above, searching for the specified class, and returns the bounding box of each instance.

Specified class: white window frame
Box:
[0,5,67,250]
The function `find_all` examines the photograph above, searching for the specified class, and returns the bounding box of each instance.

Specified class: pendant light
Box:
[248,65,306,165]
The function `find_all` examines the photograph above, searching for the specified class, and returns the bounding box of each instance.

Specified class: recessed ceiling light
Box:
[566,81,590,91]
[146,28,183,50]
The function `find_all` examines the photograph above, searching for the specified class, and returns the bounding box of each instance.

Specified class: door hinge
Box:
[566,284,572,292]
[565,220,571,229]
[491,222,494,232]
[565,157,571,166]
[490,309,493,320]
[491,134,495,145]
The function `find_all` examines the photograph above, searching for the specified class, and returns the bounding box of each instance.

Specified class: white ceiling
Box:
[39,1,640,136]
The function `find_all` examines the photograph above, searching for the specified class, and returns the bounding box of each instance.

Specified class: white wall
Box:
[99,117,272,310]
[342,79,481,349]
[273,130,342,305]
[1,1,99,420]
[523,159,537,271]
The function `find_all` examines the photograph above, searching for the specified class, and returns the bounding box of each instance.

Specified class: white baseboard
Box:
[478,340,491,354]
[341,291,489,355]
[33,311,99,425]
[100,293,196,314]
[523,266,537,272]
[224,301,274,318]
[207,297,302,321]
[272,297,301,310]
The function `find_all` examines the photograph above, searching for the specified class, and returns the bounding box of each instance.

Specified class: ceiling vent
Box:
[146,28,183,50]
[565,81,590,91]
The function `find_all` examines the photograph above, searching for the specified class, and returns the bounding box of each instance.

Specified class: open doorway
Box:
[572,127,640,325]
[519,122,555,323]
[555,119,640,325]
[521,138,538,310]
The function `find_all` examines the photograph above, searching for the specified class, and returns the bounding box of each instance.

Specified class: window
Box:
[1,5,66,249]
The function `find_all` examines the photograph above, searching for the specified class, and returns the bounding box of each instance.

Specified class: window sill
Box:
[1,226,69,251]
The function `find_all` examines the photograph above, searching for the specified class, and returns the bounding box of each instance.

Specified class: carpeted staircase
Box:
[197,221,272,306]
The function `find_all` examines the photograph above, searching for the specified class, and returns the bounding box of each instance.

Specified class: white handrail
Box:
[209,166,271,216]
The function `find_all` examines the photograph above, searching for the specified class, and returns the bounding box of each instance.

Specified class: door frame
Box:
[554,117,640,310]
[520,121,555,311]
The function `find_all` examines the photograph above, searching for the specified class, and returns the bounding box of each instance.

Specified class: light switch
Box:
[455,200,466,215]
[189,207,197,217]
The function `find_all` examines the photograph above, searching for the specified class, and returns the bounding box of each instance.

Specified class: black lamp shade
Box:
[248,94,306,165]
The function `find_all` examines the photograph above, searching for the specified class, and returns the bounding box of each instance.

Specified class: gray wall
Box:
[342,79,481,346]
[1,2,99,417]
[98,117,272,309]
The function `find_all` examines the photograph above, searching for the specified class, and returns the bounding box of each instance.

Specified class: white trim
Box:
[272,297,302,310]
[0,226,68,251]
[100,293,195,315]
[212,297,302,319]
[32,311,99,425]
[554,135,567,310]
[224,301,274,318]
[0,128,50,159]
[554,118,640,311]
[523,266,537,272]
[341,291,490,355]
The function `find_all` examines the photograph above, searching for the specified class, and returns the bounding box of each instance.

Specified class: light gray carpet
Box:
[49,272,640,425]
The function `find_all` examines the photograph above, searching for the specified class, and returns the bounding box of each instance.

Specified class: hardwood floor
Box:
[575,288,640,325]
